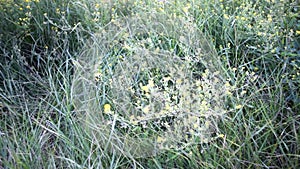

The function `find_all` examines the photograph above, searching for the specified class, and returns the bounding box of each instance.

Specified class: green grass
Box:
[1,0,299,168]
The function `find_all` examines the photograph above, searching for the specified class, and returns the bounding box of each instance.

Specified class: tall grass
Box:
[1,0,299,168]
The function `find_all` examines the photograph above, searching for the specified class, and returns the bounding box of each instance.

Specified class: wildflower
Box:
[154,47,160,53]
[148,79,154,88]
[118,55,124,61]
[103,104,112,114]
[182,3,191,14]
[142,105,150,114]
[267,14,272,22]
[176,78,183,84]
[164,103,171,111]
[183,7,189,14]
[141,85,149,93]
[157,136,166,143]
[270,48,276,53]
[218,134,225,138]
[223,14,229,19]
[225,81,231,87]
[241,90,247,95]
[235,104,243,109]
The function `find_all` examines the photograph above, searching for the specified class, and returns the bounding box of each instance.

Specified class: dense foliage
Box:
[0,0,299,168]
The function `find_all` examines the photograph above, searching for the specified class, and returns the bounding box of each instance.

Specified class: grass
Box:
[0,0,299,168]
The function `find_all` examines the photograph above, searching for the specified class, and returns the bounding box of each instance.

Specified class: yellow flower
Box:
[176,78,183,84]
[226,91,233,96]
[103,104,111,114]
[158,7,164,12]
[142,105,150,114]
[183,7,188,14]
[148,79,154,88]
[296,30,300,35]
[140,84,149,93]
[164,104,171,111]
[157,136,166,143]
[218,134,225,138]
[224,14,229,19]
[225,81,231,87]
[267,14,272,22]
[182,3,190,14]
[241,90,247,95]
[235,104,243,109]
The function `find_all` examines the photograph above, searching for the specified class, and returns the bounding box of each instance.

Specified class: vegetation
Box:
[0,0,299,168]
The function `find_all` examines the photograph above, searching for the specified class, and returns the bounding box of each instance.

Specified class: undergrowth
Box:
[0,0,299,168]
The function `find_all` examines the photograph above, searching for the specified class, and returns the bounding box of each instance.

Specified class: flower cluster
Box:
[79,6,229,155]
